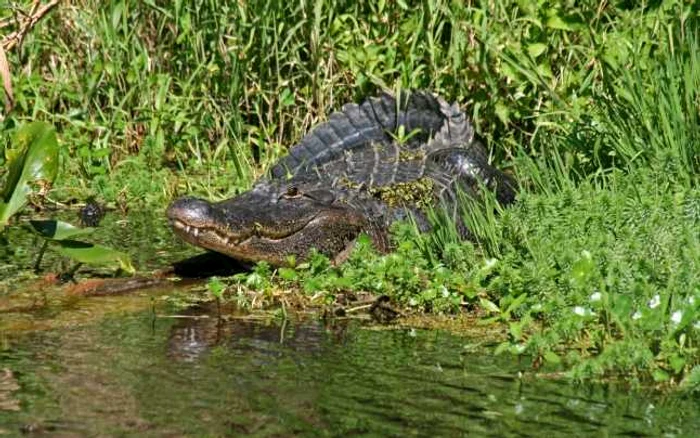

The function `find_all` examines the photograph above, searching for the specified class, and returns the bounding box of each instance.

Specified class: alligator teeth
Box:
[192,228,199,237]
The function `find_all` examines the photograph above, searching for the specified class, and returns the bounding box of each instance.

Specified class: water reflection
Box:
[1,314,697,437]
[166,315,349,362]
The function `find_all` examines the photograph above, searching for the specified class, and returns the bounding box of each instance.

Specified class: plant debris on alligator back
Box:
[167,91,516,266]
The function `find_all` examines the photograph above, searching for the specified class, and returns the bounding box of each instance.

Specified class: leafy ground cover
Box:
[1,0,698,387]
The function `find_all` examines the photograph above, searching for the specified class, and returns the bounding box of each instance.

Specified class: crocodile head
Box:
[167,183,368,266]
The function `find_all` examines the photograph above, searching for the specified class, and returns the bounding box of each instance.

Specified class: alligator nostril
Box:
[167,197,214,223]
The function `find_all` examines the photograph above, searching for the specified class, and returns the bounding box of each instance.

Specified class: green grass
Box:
[2,0,695,201]
[1,0,699,387]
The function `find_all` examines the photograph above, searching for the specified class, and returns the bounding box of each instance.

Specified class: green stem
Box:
[33,240,49,273]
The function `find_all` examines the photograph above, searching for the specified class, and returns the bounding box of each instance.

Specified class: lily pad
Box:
[0,122,59,230]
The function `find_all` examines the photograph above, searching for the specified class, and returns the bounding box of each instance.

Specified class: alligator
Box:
[167,91,516,266]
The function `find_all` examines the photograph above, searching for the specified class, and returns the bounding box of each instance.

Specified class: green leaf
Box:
[479,297,500,314]
[505,293,528,315]
[279,88,295,107]
[546,13,574,31]
[669,354,686,374]
[53,240,135,274]
[278,267,298,281]
[652,369,670,382]
[207,277,226,299]
[680,366,700,392]
[570,250,595,288]
[0,122,59,230]
[494,102,510,125]
[527,43,547,59]
[421,289,437,301]
[29,220,95,240]
[544,350,561,364]
[509,321,523,340]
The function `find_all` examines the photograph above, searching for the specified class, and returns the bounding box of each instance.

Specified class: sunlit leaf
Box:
[29,220,95,240]
[570,250,595,288]
[544,350,561,364]
[479,297,500,314]
[279,88,295,107]
[0,122,59,230]
[494,102,510,125]
[504,293,528,316]
[54,240,135,274]
[278,267,298,281]
[207,277,226,299]
[527,43,547,59]
[669,354,686,374]
[546,12,580,31]
[652,369,670,383]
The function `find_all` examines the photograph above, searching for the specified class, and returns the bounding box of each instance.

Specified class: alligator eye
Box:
[282,186,301,199]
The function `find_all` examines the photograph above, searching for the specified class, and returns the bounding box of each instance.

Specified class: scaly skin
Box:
[167,91,516,266]
[167,185,370,266]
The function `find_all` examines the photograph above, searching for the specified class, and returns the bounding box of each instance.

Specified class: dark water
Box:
[1,311,698,437]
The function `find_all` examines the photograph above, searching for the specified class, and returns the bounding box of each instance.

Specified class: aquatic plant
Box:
[0,122,133,274]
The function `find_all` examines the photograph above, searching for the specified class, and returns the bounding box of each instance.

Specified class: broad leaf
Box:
[527,43,547,59]
[544,350,562,364]
[545,11,583,32]
[29,219,95,240]
[479,297,500,314]
[0,122,59,229]
[54,240,135,274]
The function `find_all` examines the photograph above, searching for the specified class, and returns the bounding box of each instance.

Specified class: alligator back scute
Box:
[269,91,458,180]
[314,142,428,190]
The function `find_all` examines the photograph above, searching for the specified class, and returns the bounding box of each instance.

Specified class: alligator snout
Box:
[167,197,214,227]
[166,190,369,266]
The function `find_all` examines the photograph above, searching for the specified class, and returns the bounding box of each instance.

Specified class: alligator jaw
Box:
[169,218,248,247]
[167,195,367,266]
